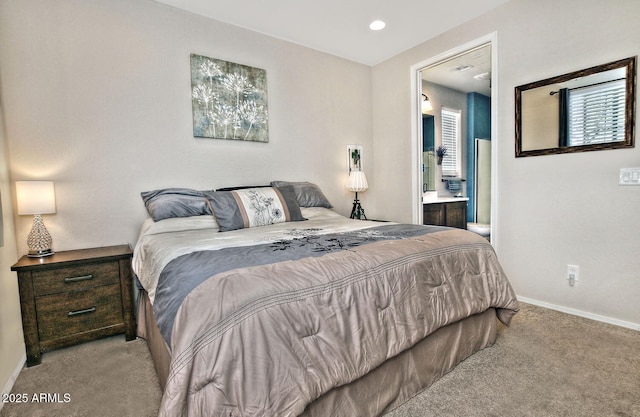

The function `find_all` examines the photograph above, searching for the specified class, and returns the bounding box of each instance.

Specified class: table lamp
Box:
[347,171,368,220]
[16,181,56,257]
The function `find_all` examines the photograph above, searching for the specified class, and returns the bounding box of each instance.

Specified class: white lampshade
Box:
[347,171,368,192]
[16,181,56,215]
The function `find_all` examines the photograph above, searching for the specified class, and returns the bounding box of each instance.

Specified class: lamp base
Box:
[27,249,54,258]
[26,214,54,258]
[349,193,367,220]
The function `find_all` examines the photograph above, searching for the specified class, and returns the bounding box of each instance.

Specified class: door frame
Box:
[409,32,500,248]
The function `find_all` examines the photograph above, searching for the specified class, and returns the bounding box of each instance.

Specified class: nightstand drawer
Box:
[32,261,120,296]
[35,284,124,341]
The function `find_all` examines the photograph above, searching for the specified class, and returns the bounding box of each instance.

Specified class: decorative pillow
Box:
[269,181,333,208]
[205,186,306,232]
[141,188,212,221]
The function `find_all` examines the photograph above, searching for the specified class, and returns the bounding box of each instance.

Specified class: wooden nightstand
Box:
[11,245,136,366]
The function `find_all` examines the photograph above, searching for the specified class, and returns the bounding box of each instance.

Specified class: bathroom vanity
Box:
[423,197,468,229]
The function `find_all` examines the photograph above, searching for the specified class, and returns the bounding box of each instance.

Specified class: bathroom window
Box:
[441,107,461,176]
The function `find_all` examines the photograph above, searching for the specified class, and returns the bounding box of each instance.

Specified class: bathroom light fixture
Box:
[369,20,386,30]
[347,171,368,220]
[422,94,433,113]
[16,181,56,257]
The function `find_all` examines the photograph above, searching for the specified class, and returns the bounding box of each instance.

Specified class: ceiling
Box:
[153,0,510,66]
[421,44,492,96]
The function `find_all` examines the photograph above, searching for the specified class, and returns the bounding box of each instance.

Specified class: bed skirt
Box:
[137,290,498,416]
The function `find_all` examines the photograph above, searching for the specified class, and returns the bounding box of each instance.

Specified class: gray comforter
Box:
[157,225,519,417]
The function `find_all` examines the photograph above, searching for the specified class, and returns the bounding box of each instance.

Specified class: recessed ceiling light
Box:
[369,20,386,31]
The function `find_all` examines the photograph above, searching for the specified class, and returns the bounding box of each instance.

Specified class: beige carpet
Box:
[1,303,638,417]
[386,304,640,417]
[0,335,161,417]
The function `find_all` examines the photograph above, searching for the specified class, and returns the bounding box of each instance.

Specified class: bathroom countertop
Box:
[422,196,469,204]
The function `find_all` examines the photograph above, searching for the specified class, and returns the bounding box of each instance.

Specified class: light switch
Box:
[619,168,640,185]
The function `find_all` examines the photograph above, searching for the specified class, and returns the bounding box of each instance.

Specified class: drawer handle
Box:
[67,307,96,317]
[64,274,94,283]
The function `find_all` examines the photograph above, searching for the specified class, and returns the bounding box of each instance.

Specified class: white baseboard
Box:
[0,353,26,413]
[518,296,640,331]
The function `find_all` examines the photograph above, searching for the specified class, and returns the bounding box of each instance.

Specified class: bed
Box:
[132,182,519,417]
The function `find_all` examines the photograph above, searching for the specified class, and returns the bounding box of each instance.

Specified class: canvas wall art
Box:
[191,54,269,142]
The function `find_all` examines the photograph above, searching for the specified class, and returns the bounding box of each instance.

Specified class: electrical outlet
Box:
[567,264,579,286]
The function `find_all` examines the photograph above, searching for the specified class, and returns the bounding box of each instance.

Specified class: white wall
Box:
[0,97,25,408]
[0,0,373,254]
[371,0,640,328]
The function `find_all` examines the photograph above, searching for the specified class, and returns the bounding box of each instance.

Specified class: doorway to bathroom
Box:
[411,34,497,242]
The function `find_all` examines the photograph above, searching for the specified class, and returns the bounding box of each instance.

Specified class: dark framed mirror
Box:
[515,56,636,157]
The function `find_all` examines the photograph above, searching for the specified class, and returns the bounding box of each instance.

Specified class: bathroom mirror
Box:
[515,56,636,157]
[422,114,435,192]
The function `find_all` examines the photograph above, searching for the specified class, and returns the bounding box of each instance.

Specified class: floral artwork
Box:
[191,54,269,142]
